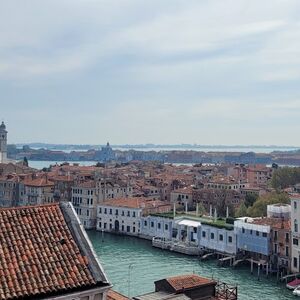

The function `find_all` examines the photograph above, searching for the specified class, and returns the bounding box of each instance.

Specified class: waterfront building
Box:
[72,178,133,229]
[0,202,111,300]
[172,218,201,245]
[199,224,237,255]
[291,195,300,273]
[0,121,7,163]
[72,180,98,229]
[96,197,171,236]
[234,218,271,260]
[140,215,173,240]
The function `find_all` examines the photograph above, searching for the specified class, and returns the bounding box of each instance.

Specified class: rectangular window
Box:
[242,228,245,233]
[202,231,206,238]
[262,232,267,238]
[211,233,214,239]
[99,222,101,228]
[158,223,161,229]
[151,222,154,228]
[109,209,112,215]
[115,209,118,216]
[144,220,147,226]
[122,211,125,216]
[274,243,278,254]
[286,247,289,257]
[87,209,89,217]
[165,224,168,230]
[286,233,289,242]
[99,207,102,214]
[274,231,278,240]
[127,226,130,232]
[104,223,107,229]
[295,201,297,210]
[104,208,107,214]
[228,236,233,243]
[127,211,130,217]
[133,227,136,233]
[293,238,299,245]
[256,231,259,236]
[219,234,223,241]
[294,257,298,268]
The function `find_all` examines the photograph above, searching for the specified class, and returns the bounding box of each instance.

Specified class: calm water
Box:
[88,231,294,300]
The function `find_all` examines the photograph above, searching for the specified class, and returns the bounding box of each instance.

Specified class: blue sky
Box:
[1,0,300,145]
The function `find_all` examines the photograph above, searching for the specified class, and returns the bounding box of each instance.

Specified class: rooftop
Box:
[161,274,216,292]
[0,203,109,300]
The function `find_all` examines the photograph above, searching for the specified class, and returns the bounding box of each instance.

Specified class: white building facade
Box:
[291,195,300,273]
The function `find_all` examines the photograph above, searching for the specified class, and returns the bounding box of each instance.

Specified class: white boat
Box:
[293,286,300,296]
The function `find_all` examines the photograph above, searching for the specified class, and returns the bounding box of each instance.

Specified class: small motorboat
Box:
[293,286,300,296]
[286,278,300,290]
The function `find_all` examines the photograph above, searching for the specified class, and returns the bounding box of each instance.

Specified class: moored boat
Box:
[286,278,300,290]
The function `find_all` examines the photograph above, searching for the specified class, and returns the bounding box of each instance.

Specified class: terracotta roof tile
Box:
[107,290,130,300]
[165,274,216,292]
[0,204,98,299]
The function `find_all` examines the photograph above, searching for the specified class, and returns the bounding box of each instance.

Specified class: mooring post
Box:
[257,263,260,281]
[251,259,253,275]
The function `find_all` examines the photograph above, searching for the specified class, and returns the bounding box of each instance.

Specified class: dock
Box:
[218,255,235,267]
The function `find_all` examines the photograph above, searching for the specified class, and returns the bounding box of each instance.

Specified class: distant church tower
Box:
[0,122,7,163]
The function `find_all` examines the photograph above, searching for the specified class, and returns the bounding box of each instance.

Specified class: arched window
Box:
[295,219,298,233]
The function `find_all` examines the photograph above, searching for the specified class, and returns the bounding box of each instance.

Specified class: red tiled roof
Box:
[107,290,129,300]
[252,218,290,230]
[0,204,101,300]
[22,177,54,187]
[166,274,216,292]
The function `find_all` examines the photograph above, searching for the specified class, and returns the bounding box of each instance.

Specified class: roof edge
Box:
[59,202,110,285]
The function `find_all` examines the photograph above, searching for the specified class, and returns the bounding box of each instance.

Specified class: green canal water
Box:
[88,231,295,300]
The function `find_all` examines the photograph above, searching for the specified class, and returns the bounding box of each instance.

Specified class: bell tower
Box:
[0,122,7,163]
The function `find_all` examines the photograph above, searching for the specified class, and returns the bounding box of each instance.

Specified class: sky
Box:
[1,0,300,146]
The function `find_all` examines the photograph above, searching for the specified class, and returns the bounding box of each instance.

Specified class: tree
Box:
[235,202,247,217]
[271,167,300,190]
[246,192,290,217]
[23,157,28,167]
[196,203,206,216]
[244,194,258,207]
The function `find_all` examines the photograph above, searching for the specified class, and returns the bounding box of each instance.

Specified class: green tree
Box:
[23,157,28,167]
[244,194,258,207]
[246,192,290,217]
[235,202,247,217]
[196,203,206,216]
[271,167,300,190]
